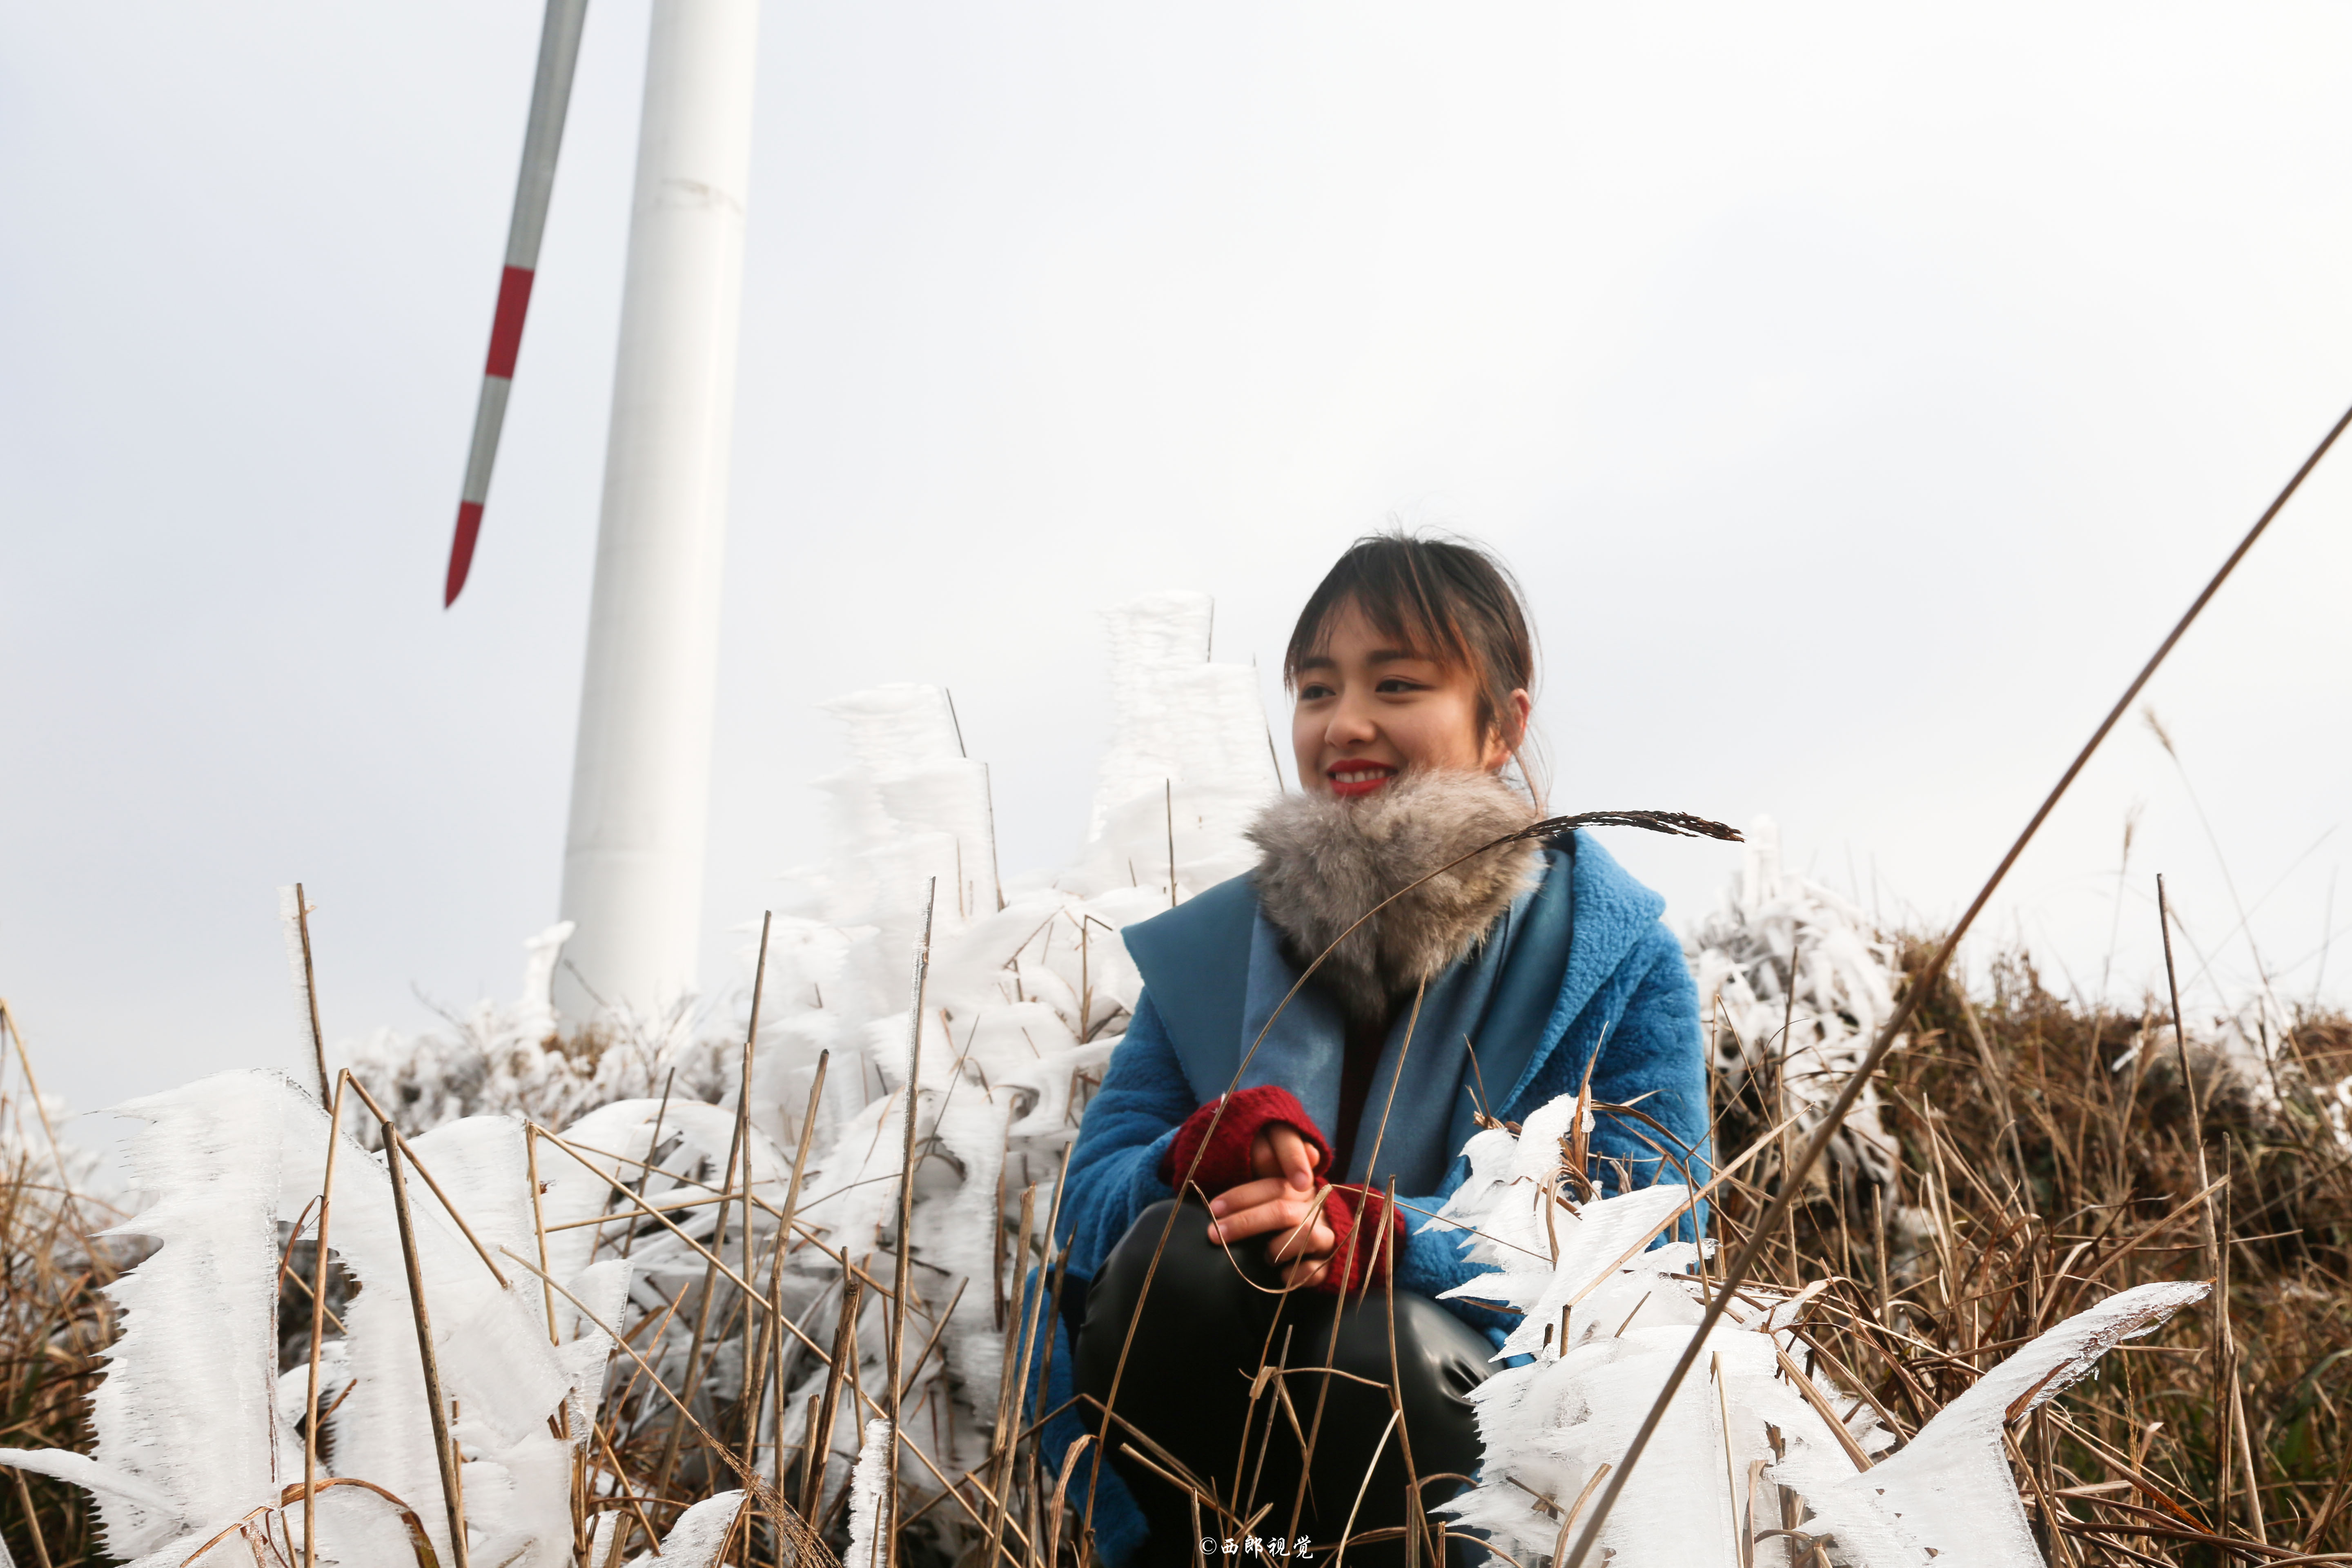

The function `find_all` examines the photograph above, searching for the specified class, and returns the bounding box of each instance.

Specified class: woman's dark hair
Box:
[1283,530,1545,800]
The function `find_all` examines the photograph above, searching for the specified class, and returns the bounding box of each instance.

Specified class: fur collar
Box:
[1245,769,1544,1025]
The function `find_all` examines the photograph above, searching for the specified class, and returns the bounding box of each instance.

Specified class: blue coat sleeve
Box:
[1582,922,1713,1200]
[1056,990,1194,1278]
[1396,918,1715,1331]
[1488,918,1711,1200]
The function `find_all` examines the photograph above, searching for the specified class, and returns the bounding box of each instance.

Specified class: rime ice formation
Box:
[1686,816,1906,1190]
[339,917,737,1136]
[4,1074,285,1563]
[0,1069,623,1568]
[1801,1282,2209,1568]
[1429,1107,2206,1568]
[630,1491,747,1568]
[841,1419,895,1568]
[582,1488,747,1568]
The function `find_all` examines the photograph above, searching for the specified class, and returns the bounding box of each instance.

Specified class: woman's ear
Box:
[1483,689,1532,771]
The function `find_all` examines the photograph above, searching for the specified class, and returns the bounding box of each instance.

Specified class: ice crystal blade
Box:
[628,1490,746,1568]
[841,1418,896,1568]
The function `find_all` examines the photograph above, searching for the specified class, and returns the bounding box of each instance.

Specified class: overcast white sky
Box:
[4,4,2348,1122]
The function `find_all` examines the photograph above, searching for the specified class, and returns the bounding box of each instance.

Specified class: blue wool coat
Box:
[1029,830,1711,1563]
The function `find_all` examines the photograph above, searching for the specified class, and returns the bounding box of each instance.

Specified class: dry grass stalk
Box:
[890,884,939,1568]
[384,1115,471,1568]
[301,1071,351,1568]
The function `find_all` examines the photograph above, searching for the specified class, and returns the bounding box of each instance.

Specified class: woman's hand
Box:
[1205,1123,1335,1288]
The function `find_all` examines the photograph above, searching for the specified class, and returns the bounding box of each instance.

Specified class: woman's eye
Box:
[1299,683,1335,701]
[1375,678,1425,695]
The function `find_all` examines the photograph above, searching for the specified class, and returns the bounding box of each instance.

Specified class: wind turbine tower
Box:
[556,0,759,1018]
[448,0,762,1019]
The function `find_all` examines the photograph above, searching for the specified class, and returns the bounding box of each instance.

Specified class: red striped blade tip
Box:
[445,500,484,607]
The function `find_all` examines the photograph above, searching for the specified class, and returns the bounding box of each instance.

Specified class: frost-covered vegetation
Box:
[4,592,2350,1568]
[1428,1104,2205,1568]
[1687,816,1910,1194]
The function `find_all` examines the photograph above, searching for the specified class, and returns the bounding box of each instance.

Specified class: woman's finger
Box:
[1270,1126,1316,1192]
[1205,1194,1318,1244]
[1207,1177,1291,1217]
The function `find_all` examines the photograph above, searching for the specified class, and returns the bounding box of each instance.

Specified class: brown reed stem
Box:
[11,1466,53,1568]
[341,1074,509,1290]
[386,1120,470,1568]
[807,1272,863,1519]
[292,883,331,1104]
[653,913,774,1502]
[526,1127,561,1348]
[888,880,938,1568]
[618,1067,677,1265]
[755,1049,829,1532]
[300,1073,350,1568]
[2160,875,2269,1546]
[986,1185,1037,1568]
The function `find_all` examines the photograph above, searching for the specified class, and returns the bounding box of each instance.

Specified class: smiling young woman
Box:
[1039,534,1712,1568]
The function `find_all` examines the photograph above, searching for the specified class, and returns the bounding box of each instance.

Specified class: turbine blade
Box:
[445,0,591,607]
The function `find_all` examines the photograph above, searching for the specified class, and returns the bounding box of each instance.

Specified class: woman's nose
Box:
[1324,698,1379,748]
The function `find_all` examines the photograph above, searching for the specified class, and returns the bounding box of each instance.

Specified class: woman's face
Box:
[1290,599,1528,800]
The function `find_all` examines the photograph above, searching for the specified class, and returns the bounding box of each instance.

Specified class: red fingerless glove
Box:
[1159,1085,1332,1196]
[1312,1183,1407,1296]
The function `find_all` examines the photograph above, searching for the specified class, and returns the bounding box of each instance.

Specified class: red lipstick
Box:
[1326,763,1396,799]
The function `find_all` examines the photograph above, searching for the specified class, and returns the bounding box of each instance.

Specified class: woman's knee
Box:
[1328,1296,1491,1432]
[1076,1198,1269,1381]
[1100,1198,1194,1282]
[1090,1198,1220,1318]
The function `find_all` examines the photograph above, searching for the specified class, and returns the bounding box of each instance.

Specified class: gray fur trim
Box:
[1246,770,1544,1024]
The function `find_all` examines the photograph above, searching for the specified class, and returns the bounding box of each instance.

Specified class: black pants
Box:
[1071,1199,1491,1568]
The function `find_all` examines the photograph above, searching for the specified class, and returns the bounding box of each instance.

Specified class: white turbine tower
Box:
[448,0,762,1018]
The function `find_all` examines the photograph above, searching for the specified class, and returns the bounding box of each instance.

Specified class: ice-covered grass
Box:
[1430,1103,2205,1568]
[4,592,2351,1566]
[1687,816,1909,1194]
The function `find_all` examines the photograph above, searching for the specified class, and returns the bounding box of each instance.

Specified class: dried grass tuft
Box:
[1711,940,2352,1564]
